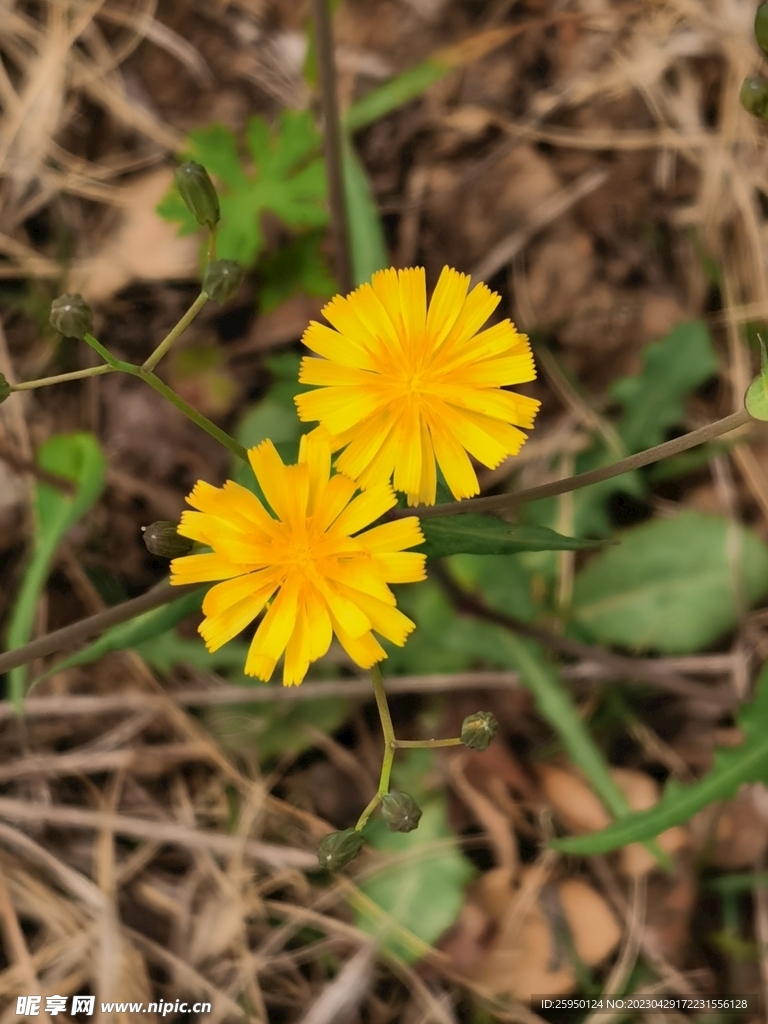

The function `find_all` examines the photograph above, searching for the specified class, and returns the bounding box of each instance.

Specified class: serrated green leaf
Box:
[187,123,249,189]
[572,512,768,654]
[5,433,106,707]
[610,321,719,453]
[355,750,475,962]
[159,114,328,267]
[418,514,602,559]
[552,661,768,856]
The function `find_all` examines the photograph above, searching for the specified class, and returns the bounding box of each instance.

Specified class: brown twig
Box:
[0,658,734,729]
[0,580,197,675]
[0,796,315,870]
[311,0,353,294]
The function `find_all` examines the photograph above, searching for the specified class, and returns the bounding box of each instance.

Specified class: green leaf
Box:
[159,114,328,267]
[137,628,249,674]
[386,579,524,675]
[552,661,768,856]
[418,514,602,559]
[609,321,719,453]
[447,553,539,622]
[355,750,475,962]
[5,433,106,707]
[259,231,337,314]
[342,139,388,285]
[498,633,670,868]
[206,696,351,763]
[571,512,768,654]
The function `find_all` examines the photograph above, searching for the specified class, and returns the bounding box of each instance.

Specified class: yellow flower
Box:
[169,431,426,686]
[295,266,540,506]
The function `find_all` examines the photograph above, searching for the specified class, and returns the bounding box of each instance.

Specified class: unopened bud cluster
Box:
[142,521,194,558]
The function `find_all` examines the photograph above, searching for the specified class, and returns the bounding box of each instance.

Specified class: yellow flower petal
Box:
[170,552,242,584]
[296,265,538,503]
[330,484,396,536]
[358,517,424,553]
[172,431,423,683]
[331,621,386,669]
[425,266,470,350]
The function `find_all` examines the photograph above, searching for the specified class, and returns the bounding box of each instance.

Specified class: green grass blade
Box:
[500,633,671,868]
[346,60,447,133]
[342,138,388,284]
[5,433,105,709]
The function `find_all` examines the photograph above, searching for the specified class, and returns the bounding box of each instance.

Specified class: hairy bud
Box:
[142,521,194,559]
[203,260,244,303]
[381,790,422,833]
[317,828,364,871]
[174,161,220,229]
[49,294,94,340]
[460,711,498,751]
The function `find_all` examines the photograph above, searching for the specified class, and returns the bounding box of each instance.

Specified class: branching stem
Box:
[355,663,396,831]
[142,291,209,372]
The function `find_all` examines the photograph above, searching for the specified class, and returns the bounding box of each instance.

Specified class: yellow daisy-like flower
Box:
[295,266,540,506]
[169,431,426,686]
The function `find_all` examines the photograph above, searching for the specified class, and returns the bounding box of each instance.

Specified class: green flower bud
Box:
[381,790,422,833]
[175,161,220,229]
[460,711,498,751]
[0,373,10,404]
[203,260,244,303]
[49,293,94,340]
[317,828,364,871]
[142,521,194,558]
[756,4,768,57]
[740,76,768,121]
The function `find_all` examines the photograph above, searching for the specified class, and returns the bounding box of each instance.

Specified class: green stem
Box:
[11,364,114,391]
[355,663,396,831]
[128,367,248,463]
[393,737,463,748]
[207,228,217,265]
[83,332,122,368]
[403,407,753,520]
[141,291,209,373]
